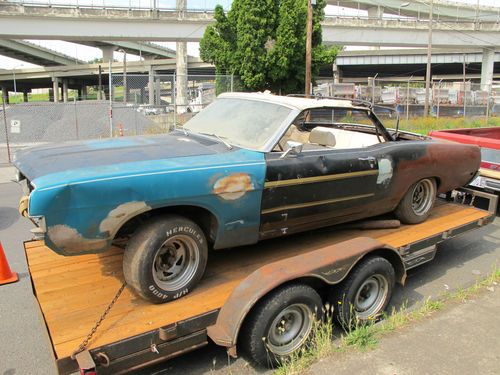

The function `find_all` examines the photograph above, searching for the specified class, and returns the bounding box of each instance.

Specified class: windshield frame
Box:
[183,97,301,153]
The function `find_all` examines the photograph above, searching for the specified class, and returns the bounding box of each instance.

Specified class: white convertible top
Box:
[218,92,367,111]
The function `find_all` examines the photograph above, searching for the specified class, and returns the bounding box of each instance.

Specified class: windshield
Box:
[183,98,293,150]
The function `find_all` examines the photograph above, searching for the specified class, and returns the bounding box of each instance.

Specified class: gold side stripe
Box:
[264,169,379,189]
[261,193,375,215]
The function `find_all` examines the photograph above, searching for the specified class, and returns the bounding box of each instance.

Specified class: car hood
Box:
[14,131,228,182]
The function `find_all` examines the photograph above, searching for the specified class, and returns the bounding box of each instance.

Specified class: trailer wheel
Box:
[329,256,395,328]
[395,178,436,224]
[239,283,323,368]
[123,215,208,304]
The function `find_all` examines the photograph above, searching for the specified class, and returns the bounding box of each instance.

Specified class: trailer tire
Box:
[123,215,208,304]
[395,178,436,224]
[329,256,395,328]
[239,283,323,368]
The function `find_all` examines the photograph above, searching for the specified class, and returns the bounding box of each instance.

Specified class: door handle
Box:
[358,157,377,168]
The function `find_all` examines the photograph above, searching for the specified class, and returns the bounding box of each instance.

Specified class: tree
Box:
[200,0,339,94]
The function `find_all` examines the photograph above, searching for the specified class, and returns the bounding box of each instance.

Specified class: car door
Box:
[259,146,382,239]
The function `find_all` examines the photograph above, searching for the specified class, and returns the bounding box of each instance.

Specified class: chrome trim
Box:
[264,169,379,189]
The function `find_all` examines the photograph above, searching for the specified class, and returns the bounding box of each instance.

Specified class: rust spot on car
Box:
[213,173,254,200]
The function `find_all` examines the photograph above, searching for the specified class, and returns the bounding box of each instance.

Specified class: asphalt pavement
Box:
[0,172,499,375]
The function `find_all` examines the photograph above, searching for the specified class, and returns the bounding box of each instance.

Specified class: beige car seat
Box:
[278,125,310,150]
[308,127,337,147]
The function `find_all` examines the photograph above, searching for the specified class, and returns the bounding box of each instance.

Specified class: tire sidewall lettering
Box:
[164,226,204,245]
[148,284,189,300]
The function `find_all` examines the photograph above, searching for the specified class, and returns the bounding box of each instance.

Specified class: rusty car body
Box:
[14,92,480,303]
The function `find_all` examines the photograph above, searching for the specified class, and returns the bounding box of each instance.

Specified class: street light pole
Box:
[424,0,434,116]
[13,69,16,97]
[305,0,313,97]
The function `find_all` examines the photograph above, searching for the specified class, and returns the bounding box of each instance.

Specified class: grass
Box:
[274,265,500,375]
[392,116,500,135]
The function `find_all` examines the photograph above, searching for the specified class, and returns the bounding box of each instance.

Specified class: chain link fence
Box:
[2,73,498,165]
[1,73,242,164]
[315,79,500,119]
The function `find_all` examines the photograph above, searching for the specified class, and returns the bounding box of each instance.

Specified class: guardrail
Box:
[3,0,221,11]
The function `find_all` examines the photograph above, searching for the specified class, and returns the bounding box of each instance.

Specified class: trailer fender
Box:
[207,236,405,353]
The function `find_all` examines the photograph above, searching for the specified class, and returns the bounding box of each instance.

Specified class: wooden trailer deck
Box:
[25,201,490,361]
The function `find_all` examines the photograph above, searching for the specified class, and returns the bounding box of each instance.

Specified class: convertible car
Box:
[14,92,480,303]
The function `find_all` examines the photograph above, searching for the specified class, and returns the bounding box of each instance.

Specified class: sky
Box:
[0,0,498,70]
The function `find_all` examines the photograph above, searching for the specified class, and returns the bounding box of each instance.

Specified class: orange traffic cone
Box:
[0,242,18,285]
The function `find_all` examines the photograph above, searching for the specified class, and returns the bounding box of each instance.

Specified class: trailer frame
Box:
[24,188,497,375]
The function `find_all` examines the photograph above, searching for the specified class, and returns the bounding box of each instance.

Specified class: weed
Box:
[342,323,377,350]
[274,265,499,375]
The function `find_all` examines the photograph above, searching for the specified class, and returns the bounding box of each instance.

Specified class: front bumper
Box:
[18,194,46,240]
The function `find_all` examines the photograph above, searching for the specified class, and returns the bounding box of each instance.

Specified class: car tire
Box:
[123,215,208,304]
[395,178,437,224]
[329,256,395,329]
[239,283,323,368]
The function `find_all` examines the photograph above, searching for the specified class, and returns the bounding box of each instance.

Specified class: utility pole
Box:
[305,0,313,97]
[424,0,433,116]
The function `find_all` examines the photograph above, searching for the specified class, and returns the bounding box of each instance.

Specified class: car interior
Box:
[275,107,384,152]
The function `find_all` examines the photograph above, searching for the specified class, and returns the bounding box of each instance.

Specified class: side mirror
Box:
[280,141,303,159]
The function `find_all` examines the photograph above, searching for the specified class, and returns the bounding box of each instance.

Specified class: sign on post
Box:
[10,120,21,134]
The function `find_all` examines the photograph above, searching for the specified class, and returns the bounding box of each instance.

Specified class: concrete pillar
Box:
[333,63,340,84]
[48,88,54,102]
[480,48,495,92]
[1,85,8,104]
[367,6,383,50]
[148,66,155,106]
[140,87,145,104]
[100,46,116,63]
[63,80,69,102]
[52,77,60,102]
[23,91,29,102]
[367,6,383,18]
[155,78,161,105]
[81,85,87,100]
[176,0,188,113]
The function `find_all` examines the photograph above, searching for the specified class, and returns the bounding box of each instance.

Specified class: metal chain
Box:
[72,283,127,359]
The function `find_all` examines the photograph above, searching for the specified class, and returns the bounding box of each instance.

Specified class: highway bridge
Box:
[0,3,498,48]
[0,0,498,103]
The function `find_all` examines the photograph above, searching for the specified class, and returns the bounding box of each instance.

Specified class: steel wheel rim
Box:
[267,303,314,356]
[411,179,435,216]
[152,234,199,291]
[354,274,389,319]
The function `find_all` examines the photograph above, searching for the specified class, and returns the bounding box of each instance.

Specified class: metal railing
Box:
[4,0,229,11]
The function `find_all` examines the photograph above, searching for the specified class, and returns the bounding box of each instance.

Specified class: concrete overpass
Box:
[0,39,85,66]
[0,57,212,103]
[333,48,500,83]
[327,0,500,22]
[76,41,176,61]
[0,3,498,48]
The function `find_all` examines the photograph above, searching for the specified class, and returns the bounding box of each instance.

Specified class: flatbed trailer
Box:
[24,189,497,374]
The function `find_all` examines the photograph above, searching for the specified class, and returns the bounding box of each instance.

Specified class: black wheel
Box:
[395,178,437,224]
[329,256,395,328]
[239,283,323,368]
[123,215,208,303]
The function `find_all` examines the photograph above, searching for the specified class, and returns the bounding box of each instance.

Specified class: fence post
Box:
[486,85,490,122]
[74,98,79,139]
[406,75,412,124]
[2,101,11,163]
[173,73,177,128]
[109,64,113,137]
